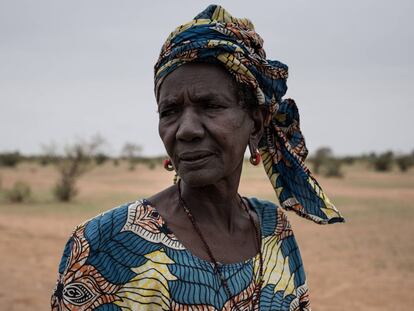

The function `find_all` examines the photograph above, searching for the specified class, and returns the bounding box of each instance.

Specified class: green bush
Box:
[341,156,356,165]
[39,157,49,166]
[38,155,59,166]
[0,152,21,167]
[6,181,31,203]
[372,151,394,172]
[395,155,414,172]
[309,147,343,178]
[312,147,333,175]
[323,159,343,178]
[95,153,108,165]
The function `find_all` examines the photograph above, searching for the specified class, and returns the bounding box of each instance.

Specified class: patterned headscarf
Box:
[154,5,344,224]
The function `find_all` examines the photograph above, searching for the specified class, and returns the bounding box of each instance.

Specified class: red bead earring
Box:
[163,158,174,171]
[249,149,261,166]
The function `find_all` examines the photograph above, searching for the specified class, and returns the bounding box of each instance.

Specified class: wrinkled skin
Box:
[158,63,258,186]
[150,63,264,264]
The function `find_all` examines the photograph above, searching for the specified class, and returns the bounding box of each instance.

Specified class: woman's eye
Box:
[159,108,178,118]
[205,103,225,110]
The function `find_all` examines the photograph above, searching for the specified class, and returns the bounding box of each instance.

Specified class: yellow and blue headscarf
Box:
[154,5,344,224]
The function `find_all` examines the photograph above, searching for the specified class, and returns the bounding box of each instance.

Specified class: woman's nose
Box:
[176,107,205,142]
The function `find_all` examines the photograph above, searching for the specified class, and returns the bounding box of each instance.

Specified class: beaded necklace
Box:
[177,180,264,310]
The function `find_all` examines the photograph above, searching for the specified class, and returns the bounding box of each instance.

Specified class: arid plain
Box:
[1,161,413,311]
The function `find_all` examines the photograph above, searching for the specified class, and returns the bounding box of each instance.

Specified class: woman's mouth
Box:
[179,151,214,163]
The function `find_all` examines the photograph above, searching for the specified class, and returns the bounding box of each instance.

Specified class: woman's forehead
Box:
[158,63,237,101]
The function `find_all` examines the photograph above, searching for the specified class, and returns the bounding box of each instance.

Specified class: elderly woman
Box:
[51,5,344,311]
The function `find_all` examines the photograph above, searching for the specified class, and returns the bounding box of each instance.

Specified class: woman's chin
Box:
[178,168,221,188]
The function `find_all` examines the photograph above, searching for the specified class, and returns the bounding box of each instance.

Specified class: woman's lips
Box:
[179,151,214,163]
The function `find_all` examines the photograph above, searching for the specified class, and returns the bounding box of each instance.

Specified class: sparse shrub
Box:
[0,152,21,167]
[52,145,92,202]
[95,153,108,165]
[40,143,59,166]
[372,151,394,172]
[53,176,78,202]
[39,155,59,166]
[6,181,31,202]
[341,156,356,165]
[310,147,343,178]
[121,143,142,171]
[39,157,49,166]
[323,159,343,178]
[364,152,377,165]
[395,155,414,172]
[50,135,106,202]
[312,147,333,175]
[113,158,119,166]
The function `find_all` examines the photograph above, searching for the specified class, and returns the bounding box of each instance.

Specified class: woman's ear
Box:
[249,106,265,146]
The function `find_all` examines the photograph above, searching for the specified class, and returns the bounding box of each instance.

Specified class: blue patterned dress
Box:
[51,198,310,310]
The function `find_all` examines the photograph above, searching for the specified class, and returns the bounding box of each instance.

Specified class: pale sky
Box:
[1,0,413,156]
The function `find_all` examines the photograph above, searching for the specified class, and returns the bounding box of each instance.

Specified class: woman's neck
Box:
[179,172,243,233]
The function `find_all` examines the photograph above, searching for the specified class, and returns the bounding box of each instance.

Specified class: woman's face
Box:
[158,63,258,187]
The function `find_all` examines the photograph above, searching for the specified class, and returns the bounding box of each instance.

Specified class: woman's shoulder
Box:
[70,199,182,254]
[246,197,280,223]
[73,200,137,244]
[74,199,157,237]
[57,199,180,280]
[247,197,292,238]
[52,199,179,309]
[246,197,278,213]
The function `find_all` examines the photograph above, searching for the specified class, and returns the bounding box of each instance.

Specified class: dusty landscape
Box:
[0,161,413,310]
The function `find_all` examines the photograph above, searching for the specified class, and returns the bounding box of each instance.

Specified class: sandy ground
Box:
[0,162,413,310]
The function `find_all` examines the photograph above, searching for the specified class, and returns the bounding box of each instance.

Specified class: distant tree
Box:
[121,143,142,170]
[94,153,109,166]
[0,151,21,167]
[312,147,333,175]
[323,159,343,178]
[51,135,106,202]
[395,155,414,172]
[40,143,59,166]
[366,152,377,164]
[311,147,343,178]
[341,156,356,165]
[372,151,394,172]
